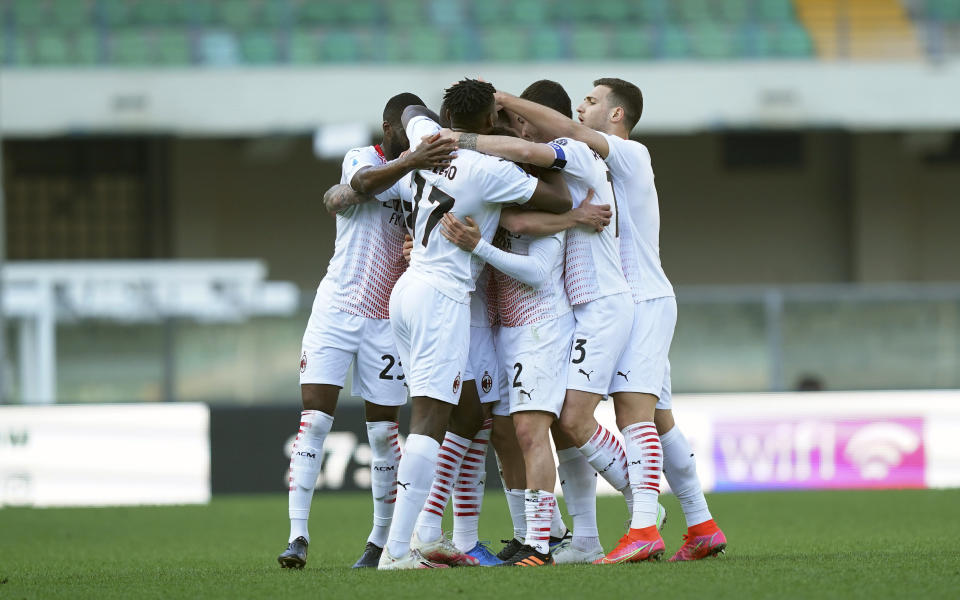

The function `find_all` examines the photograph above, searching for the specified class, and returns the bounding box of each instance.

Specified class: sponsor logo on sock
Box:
[397,481,410,490]
[295,451,316,459]
[373,465,396,472]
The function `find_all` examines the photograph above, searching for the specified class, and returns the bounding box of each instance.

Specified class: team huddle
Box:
[279,77,726,570]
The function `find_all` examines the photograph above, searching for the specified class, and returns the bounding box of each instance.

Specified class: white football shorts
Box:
[498,311,575,417]
[465,325,500,404]
[491,364,511,417]
[608,296,676,409]
[567,292,633,395]
[389,272,470,405]
[299,288,407,406]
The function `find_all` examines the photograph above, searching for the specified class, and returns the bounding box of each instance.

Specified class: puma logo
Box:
[519,389,534,400]
[616,370,631,381]
[579,369,594,381]
[397,481,410,490]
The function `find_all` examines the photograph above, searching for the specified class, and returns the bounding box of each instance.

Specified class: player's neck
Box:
[605,123,629,140]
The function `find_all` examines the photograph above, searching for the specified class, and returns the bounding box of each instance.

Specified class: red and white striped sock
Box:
[365,421,401,548]
[414,431,470,543]
[524,489,556,555]
[453,418,491,552]
[577,424,632,510]
[623,422,663,529]
[386,434,440,558]
[287,410,333,543]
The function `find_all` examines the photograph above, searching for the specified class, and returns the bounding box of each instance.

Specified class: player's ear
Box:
[382,120,391,136]
[609,106,624,124]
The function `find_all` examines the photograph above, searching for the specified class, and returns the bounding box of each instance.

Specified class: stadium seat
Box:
[295,0,339,25]
[594,0,635,24]
[926,0,960,20]
[261,0,290,27]
[198,31,240,66]
[384,0,422,28]
[637,0,670,23]
[613,26,655,59]
[75,29,101,65]
[100,0,132,27]
[133,0,180,26]
[177,0,218,26]
[1,36,29,66]
[220,0,260,30]
[12,0,46,28]
[33,30,71,65]
[756,0,796,23]
[287,29,321,63]
[428,0,465,27]
[240,30,278,64]
[155,30,192,65]
[471,0,508,26]
[529,27,566,61]
[51,0,91,28]
[111,29,153,65]
[690,23,739,58]
[507,0,548,27]
[320,30,370,62]
[570,25,611,60]
[776,22,814,57]
[340,0,380,25]
[676,0,712,23]
[409,28,448,62]
[718,0,752,24]
[659,24,690,58]
[480,27,529,61]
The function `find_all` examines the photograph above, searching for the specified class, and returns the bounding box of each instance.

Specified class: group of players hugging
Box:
[277,76,726,570]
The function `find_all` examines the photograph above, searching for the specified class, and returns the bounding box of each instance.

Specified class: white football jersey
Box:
[403,115,539,303]
[548,137,630,305]
[600,133,674,301]
[493,229,570,327]
[318,145,408,319]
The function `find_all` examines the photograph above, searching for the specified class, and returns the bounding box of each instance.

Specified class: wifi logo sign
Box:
[842,420,924,482]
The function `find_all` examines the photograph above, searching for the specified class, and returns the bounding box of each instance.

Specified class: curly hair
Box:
[442,78,496,128]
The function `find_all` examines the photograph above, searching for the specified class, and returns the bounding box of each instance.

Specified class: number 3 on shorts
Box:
[571,338,587,364]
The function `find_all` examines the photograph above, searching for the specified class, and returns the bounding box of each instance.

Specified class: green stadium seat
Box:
[444,27,475,61]
[480,27,528,61]
[240,30,278,64]
[198,31,240,65]
[594,0,635,24]
[101,0,132,27]
[340,0,380,25]
[471,1,507,26]
[2,36,30,65]
[75,29,101,64]
[155,30,192,64]
[288,29,321,63]
[659,24,690,58]
[927,0,960,20]
[261,0,290,27]
[756,0,795,23]
[33,30,70,65]
[12,0,46,28]
[409,28,448,62]
[718,0,751,24]
[637,0,669,24]
[320,30,370,62]
[133,0,180,26]
[690,23,738,58]
[220,0,259,30]
[52,0,92,28]
[111,29,152,65]
[429,0,464,27]
[384,0,422,28]
[570,26,611,60]
[178,0,217,26]
[507,0,547,27]
[613,26,654,59]
[295,1,339,25]
[676,0,712,23]
[776,23,813,57]
[380,31,407,62]
[529,27,566,61]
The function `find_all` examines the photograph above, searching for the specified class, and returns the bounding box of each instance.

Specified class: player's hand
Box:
[405,132,457,170]
[572,190,611,232]
[402,234,413,263]
[434,128,462,147]
[440,214,481,252]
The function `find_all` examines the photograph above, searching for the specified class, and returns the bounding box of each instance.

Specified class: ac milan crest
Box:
[299,352,307,374]
[481,371,493,394]
[452,372,461,394]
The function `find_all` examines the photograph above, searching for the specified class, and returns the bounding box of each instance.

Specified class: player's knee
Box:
[301,384,339,414]
[557,409,585,443]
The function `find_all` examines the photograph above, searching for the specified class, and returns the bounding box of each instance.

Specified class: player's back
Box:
[547,137,629,305]
[321,145,408,318]
[599,134,673,302]
[404,115,538,303]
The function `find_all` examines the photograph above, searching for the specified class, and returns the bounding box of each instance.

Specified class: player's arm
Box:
[500,190,609,235]
[495,90,611,159]
[439,214,558,288]
[323,183,374,215]
[524,167,572,214]
[350,134,456,195]
[401,104,442,130]
[453,131,557,170]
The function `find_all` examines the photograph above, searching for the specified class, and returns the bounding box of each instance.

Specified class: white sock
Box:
[577,424,631,511]
[287,410,333,543]
[366,421,401,548]
[524,489,556,554]
[386,434,441,557]
[557,447,600,546]
[623,422,662,529]
[661,426,712,527]
[550,503,567,539]
[505,488,527,541]
[414,431,470,543]
[453,418,491,552]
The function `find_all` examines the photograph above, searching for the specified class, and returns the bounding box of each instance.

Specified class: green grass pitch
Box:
[1,489,958,599]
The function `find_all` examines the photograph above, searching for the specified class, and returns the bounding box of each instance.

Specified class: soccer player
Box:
[276,93,456,570]
[378,79,572,570]
[494,78,727,561]
[434,80,639,559]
